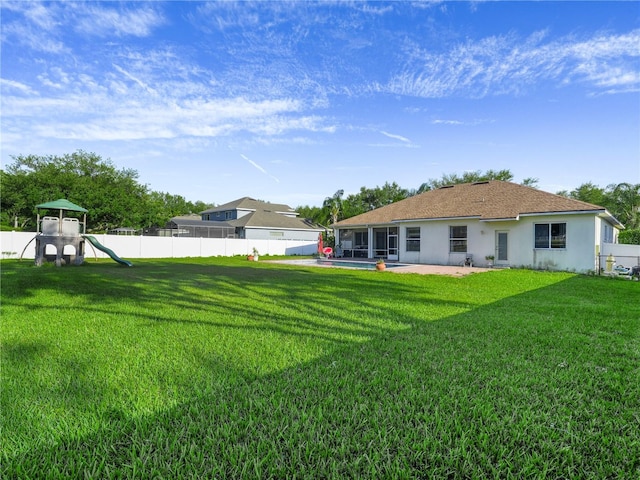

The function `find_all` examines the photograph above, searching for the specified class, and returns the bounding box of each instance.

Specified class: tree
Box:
[565,182,607,206]
[521,177,539,188]
[295,204,325,226]
[1,151,213,232]
[605,182,640,230]
[342,182,411,218]
[2,151,148,231]
[141,191,213,230]
[0,169,32,229]
[417,169,514,192]
[322,190,344,225]
[565,182,640,230]
[618,228,640,245]
[562,181,639,243]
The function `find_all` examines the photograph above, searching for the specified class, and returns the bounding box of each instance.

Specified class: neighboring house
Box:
[156,214,236,238]
[190,197,325,241]
[332,181,624,273]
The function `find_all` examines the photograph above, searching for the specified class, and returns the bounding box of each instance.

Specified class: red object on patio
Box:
[323,247,333,257]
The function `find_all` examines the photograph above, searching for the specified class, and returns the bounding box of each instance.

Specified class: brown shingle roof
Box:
[201,197,295,215]
[333,181,613,227]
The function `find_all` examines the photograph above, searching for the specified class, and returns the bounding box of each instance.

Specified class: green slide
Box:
[83,235,133,267]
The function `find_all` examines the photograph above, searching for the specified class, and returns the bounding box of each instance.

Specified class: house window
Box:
[225,211,233,220]
[535,223,566,249]
[603,224,613,243]
[449,226,467,253]
[354,231,368,247]
[406,227,420,252]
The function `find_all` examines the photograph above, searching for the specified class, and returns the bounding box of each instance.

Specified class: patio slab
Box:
[384,264,490,277]
[268,258,490,276]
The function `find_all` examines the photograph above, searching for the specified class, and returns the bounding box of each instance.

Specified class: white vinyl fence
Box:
[1,231,317,261]
[600,242,640,269]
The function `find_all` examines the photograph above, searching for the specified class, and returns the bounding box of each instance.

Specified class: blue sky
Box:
[2,1,639,208]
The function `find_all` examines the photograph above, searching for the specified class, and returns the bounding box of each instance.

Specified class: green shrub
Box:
[619,228,640,245]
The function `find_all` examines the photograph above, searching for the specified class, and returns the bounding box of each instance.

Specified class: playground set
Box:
[27,199,132,267]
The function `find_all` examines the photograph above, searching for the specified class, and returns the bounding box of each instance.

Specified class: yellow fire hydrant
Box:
[605,254,615,272]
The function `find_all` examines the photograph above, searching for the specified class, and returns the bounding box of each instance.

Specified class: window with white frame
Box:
[449,226,467,253]
[406,227,420,252]
[603,224,614,243]
[535,223,566,249]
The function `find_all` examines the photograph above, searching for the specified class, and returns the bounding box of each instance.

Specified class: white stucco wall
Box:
[394,212,605,272]
[517,214,598,272]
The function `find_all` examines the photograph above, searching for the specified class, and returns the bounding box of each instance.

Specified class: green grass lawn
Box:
[2,257,639,478]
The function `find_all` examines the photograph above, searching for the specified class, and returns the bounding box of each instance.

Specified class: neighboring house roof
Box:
[198,196,323,231]
[169,216,234,228]
[200,197,297,216]
[230,209,322,231]
[333,181,623,228]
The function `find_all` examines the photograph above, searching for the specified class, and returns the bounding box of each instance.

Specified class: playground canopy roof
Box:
[36,199,88,213]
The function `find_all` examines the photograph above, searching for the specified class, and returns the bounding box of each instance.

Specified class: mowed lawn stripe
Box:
[2,258,638,478]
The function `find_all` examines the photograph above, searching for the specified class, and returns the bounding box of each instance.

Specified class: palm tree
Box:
[323,190,344,225]
[607,182,640,229]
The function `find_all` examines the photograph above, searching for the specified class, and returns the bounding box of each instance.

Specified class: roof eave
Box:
[398,215,482,224]
[479,216,520,222]
[599,210,625,229]
[245,226,324,232]
[333,216,483,228]
[518,209,625,229]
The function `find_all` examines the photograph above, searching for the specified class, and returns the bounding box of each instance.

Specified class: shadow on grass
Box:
[2,259,476,348]
[2,260,639,477]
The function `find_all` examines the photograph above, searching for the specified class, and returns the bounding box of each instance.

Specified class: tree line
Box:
[296,170,639,245]
[1,151,212,233]
[2,151,638,244]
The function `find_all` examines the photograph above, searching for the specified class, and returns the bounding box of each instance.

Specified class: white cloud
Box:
[384,29,640,98]
[22,2,59,31]
[432,119,463,126]
[380,131,411,143]
[1,0,637,177]
[240,154,280,183]
[1,17,66,53]
[431,118,493,126]
[0,2,163,55]
[76,5,165,37]
[241,154,266,174]
[0,79,35,95]
[112,64,158,96]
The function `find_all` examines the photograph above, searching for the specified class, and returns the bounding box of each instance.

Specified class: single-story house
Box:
[193,197,325,241]
[331,180,624,273]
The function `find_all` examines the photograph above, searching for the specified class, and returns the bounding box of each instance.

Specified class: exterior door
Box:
[496,232,508,263]
[388,228,399,260]
[374,229,387,258]
[372,227,398,259]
